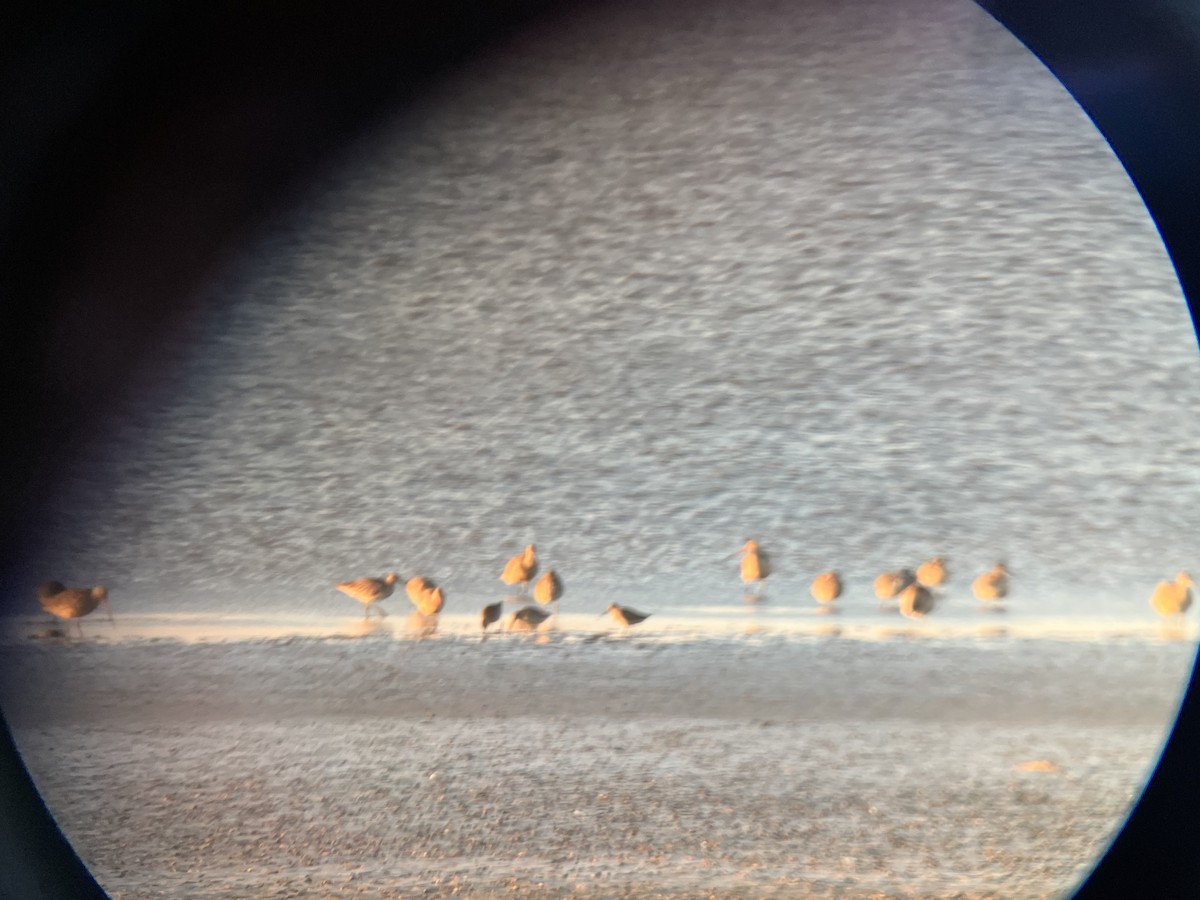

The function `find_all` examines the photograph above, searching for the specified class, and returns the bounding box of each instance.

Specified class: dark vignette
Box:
[1,0,1197,895]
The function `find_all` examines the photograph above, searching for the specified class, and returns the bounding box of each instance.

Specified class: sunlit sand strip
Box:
[3,609,1195,645]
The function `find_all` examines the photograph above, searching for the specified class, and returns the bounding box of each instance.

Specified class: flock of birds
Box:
[34,540,1196,637]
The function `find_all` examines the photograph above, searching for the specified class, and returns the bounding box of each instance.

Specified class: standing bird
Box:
[604,603,650,628]
[405,576,445,616]
[481,600,504,633]
[37,583,113,635]
[508,605,552,632]
[533,570,564,607]
[916,557,948,588]
[972,563,1010,604]
[898,582,936,619]
[1150,571,1195,620]
[735,540,771,590]
[874,568,915,603]
[810,571,843,604]
[500,545,539,593]
[336,572,397,617]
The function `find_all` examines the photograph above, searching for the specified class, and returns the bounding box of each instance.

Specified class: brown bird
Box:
[508,605,552,632]
[500,545,538,593]
[874,569,915,602]
[533,570,564,607]
[916,557,948,588]
[972,563,1010,604]
[605,603,650,627]
[810,571,843,604]
[735,540,771,588]
[336,573,397,617]
[405,576,445,616]
[898,583,936,619]
[1150,571,1195,620]
[37,583,113,635]
[481,600,504,632]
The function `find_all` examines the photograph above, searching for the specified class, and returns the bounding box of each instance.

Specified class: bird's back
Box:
[916,558,947,587]
[40,586,103,620]
[338,577,394,603]
[501,547,538,585]
[972,568,1008,601]
[533,571,563,605]
[509,606,550,631]
[874,570,913,600]
[1151,579,1193,617]
[898,583,935,618]
[741,549,770,582]
[811,571,842,603]
[609,604,649,626]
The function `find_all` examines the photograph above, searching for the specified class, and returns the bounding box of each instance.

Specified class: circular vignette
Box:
[1,0,1198,896]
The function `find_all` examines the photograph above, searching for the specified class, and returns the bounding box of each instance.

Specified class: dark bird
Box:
[508,605,552,632]
[605,603,650,628]
[898,583,936,619]
[481,600,504,632]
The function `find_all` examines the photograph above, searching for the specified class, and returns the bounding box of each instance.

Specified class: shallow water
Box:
[2,633,1194,897]
[9,0,1197,635]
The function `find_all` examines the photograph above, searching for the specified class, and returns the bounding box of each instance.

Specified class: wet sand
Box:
[0,633,1194,897]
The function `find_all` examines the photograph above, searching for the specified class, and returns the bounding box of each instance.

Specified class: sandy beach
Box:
[0,630,1193,898]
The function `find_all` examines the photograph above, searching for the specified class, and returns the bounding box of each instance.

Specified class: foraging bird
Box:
[481,600,504,632]
[972,563,1010,603]
[898,582,936,619]
[1150,571,1195,620]
[37,583,113,634]
[735,540,771,587]
[508,605,552,632]
[500,545,538,592]
[874,569,915,602]
[605,603,650,628]
[533,570,564,607]
[916,557,948,588]
[405,576,445,616]
[336,573,397,617]
[810,571,843,604]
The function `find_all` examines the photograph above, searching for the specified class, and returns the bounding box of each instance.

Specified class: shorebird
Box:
[405,576,445,616]
[874,568,915,603]
[533,570,564,607]
[916,557,948,588]
[604,603,650,628]
[508,605,552,632]
[810,571,843,604]
[898,582,936,618]
[1150,571,1195,620]
[734,540,771,590]
[500,545,538,593]
[481,600,504,633]
[336,572,397,617]
[37,583,113,635]
[972,563,1010,604]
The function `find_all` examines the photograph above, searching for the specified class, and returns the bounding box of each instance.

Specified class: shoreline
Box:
[2,629,1193,897]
